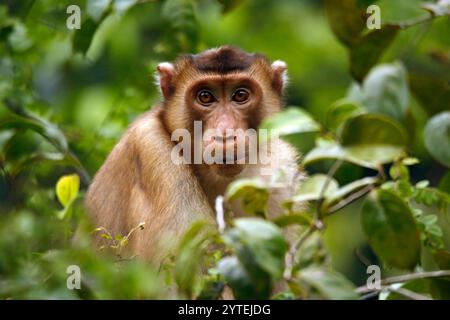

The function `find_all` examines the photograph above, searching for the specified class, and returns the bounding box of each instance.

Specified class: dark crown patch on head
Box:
[189,46,262,74]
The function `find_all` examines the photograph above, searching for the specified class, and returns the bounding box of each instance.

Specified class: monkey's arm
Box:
[86,109,214,261]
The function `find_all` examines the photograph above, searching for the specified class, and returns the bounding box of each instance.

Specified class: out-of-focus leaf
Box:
[175,221,212,298]
[87,0,112,22]
[350,25,399,82]
[361,189,420,270]
[114,0,140,14]
[261,108,321,136]
[217,0,244,14]
[260,107,321,154]
[353,62,410,122]
[217,256,270,299]
[72,18,99,54]
[341,113,407,164]
[326,99,365,133]
[223,218,287,280]
[423,0,450,17]
[305,114,407,168]
[439,171,450,193]
[325,0,365,47]
[162,0,198,51]
[272,213,312,227]
[225,179,269,217]
[0,116,68,151]
[55,174,80,208]
[303,138,375,168]
[424,112,450,167]
[410,73,450,116]
[292,174,339,203]
[299,267,359,300]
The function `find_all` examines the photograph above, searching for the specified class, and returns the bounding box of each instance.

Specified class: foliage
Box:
[0,0,449,300]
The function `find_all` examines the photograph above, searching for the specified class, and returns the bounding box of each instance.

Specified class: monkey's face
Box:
[187,76,262,177]
[157,46,288,178]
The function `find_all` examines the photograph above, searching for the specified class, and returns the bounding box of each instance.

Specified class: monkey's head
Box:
[156,46,288,178]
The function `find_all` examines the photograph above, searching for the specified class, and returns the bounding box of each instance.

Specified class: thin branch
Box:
[284,160,343,279]
[356,270,450,294]
[284,226,317,280]
[324,184,374,216]
[387,287,432,300]
[398,12,442,29]
[316,159,343,220]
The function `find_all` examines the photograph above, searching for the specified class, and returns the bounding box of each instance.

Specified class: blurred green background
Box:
[0,0,449,298]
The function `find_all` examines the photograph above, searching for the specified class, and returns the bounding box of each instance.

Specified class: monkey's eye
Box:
[232,89,250,104]
[197,90,216,106]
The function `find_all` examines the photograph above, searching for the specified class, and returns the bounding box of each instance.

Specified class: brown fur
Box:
[85,46,304,265]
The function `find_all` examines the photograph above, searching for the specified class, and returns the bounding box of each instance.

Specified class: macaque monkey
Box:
[85,46,304,263]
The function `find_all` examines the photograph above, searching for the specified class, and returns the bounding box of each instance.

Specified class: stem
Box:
[387,287,432,300]
[398,13,441,29]
[284,160,342,279]
[284,225,318,279]
[356,270,450,294]
[324,184,374,216]
[316,159,343,220]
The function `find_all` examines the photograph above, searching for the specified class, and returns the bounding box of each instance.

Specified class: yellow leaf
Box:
[56,174,80,207]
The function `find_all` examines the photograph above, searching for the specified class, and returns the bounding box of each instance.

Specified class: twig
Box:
[387,286,432,300]
[324,184,374,216]
[284,225,317,279]
[316,159,343,220]
[356,270,450,294]
[284,160,342,279]
[398,12,443,29]
[355,246,373,268]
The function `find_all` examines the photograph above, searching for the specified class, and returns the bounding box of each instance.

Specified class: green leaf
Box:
[340,113,407,164]
[217,256,271,299]
[162,0,198,51]
[325,0,365,47]
[361,189,420,270]
[299,267,359,300]
[72,18,99,54]
[260,107,321,154]
[217,0,244,13]
[225,179,269,217]
[223,218,288,280]
[353,62,410,122]
[261,108,321,136]
[304,138,375,168]
[292,174,339,203]
[55,174,80,208]
[175,221,212,298]
[272,213,312,227]
[0,115,68,151]
[326,99,365,133]
[439,171,450,193]
[114,0,140,14]
[87,0,112,22]
[424,112,450,167]
[350,25,399,82]
[305,114,407,168]
[410,72,450,116]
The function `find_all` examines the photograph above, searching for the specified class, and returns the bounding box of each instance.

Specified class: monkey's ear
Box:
[271,60,288,93]
[156,62,175,98]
